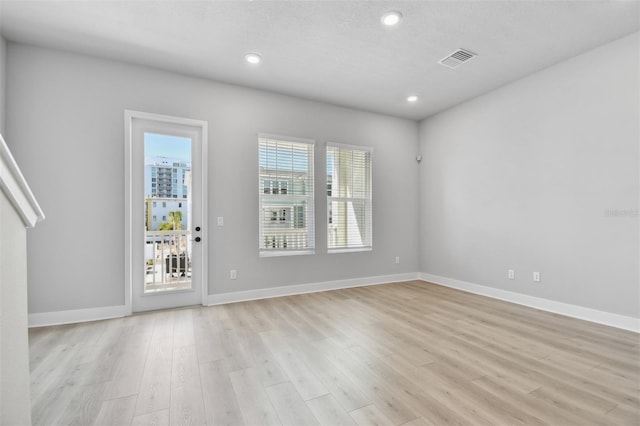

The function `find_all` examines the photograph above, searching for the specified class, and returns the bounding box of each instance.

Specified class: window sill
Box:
[328,247,373,254]
[260,249,316,258]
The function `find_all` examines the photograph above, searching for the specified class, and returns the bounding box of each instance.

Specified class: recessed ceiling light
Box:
[245,53,261,64]
[407,95,418,103]
[381,11,402,26]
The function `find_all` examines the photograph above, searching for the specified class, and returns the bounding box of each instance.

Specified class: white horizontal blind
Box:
[327,143,372,252]
[259,134,315,256]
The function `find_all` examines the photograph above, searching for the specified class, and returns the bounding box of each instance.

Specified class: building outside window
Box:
[145,197,188,231]
[144,156,191,199]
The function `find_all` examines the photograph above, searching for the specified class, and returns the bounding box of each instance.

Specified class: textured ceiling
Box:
[0,0,638,120]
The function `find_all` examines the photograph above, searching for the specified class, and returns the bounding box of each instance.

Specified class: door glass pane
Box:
[144,133,193,293]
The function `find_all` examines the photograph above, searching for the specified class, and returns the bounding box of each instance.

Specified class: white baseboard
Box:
[206,272,420,306]
[419,272,640,333]
[26,274,419,327]
[28,273,638,333]
[28,305,126,328]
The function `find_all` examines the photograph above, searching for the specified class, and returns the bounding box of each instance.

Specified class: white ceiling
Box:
[1,0,638,121]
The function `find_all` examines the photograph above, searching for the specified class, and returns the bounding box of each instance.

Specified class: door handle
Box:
[194,236,201,242]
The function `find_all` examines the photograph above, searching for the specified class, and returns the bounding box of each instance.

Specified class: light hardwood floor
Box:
[29,281,639,426]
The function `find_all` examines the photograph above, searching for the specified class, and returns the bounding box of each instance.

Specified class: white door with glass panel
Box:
[125,111,207,313]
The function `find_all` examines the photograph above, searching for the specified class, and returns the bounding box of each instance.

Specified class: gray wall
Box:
[0,36,6,133]
[6,43,420,314]
[419,33,639,318]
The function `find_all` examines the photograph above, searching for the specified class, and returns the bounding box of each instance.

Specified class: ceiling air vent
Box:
[438,49,477,69]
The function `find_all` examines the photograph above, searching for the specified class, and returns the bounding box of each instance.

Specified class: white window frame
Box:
[326,142,373,253]
[259,133,315,257]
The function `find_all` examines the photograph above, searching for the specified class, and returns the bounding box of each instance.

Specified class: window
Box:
[259,134,314,256]
[327,143,372,252]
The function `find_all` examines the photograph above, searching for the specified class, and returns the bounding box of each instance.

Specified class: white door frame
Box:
[124,110,208,315]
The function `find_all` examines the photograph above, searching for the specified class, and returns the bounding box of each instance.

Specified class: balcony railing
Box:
[144,229,192,293]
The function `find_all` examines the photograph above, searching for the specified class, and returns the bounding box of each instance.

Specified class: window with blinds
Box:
[259,134,315,256]
[327,143,372,252]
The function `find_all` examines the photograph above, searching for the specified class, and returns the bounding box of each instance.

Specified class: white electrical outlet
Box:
[508,269,515,280]
[217,217,224,226]
[533,271,541,282]
[395,256,400,264]
[230,270,237,280]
